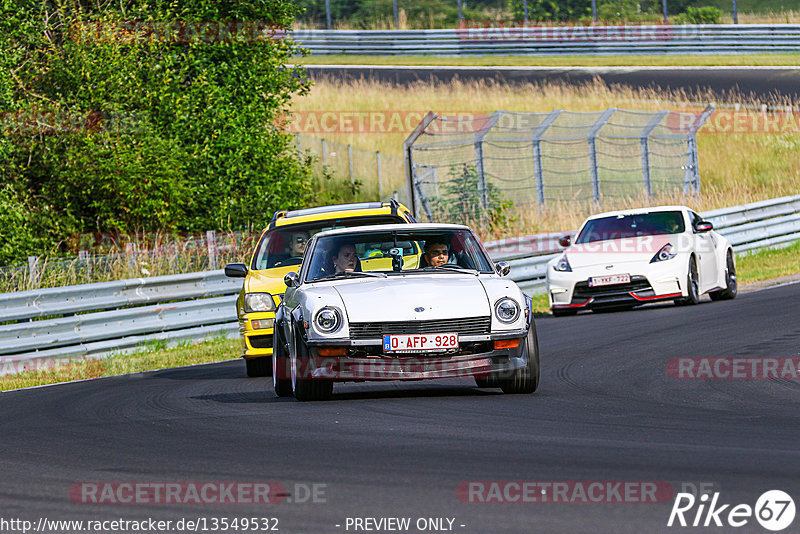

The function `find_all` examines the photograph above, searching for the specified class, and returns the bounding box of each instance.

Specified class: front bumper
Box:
[549,264,684,310]
[239,312,276,359]
[300,329,528,381]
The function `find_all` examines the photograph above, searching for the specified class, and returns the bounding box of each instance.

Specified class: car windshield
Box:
[303,229,495,282]
[575,211,685,244]
[250,215,404,270]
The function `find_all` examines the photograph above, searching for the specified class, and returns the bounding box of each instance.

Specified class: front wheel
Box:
[498,323,540,394]
[272,329,293,397]
[710,250,737,301]
[291,332,333,402]
[245,357,271,377]
[676,256,700,306]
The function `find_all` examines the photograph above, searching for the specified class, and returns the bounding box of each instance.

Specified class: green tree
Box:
[437,163,514,233]
[0,0,313,261]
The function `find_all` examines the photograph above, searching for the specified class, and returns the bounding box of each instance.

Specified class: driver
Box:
[288,231,309,257]
[423,241,449,268]
[332,243,358,273]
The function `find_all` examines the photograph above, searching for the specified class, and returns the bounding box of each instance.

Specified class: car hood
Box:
[563,235,672,269]
[245,266,300,295]
[332,275,491,323]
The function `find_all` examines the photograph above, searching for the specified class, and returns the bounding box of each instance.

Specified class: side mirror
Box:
[224,263,248,278]
[495,261,511,277]
[284,272,300,288]
[695,221,713,233]
[558,236,571,247]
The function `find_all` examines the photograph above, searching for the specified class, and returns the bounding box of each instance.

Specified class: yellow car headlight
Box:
[244,293,276,313]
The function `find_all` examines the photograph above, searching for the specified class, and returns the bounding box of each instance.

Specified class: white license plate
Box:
[588,273,631,287]
[383,333,459,353]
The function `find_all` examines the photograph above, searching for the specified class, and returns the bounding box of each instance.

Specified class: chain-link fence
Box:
[403,107,713,222]
[296,133,410,205]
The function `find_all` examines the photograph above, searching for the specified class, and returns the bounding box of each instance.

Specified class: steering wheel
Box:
[273,257,303,267]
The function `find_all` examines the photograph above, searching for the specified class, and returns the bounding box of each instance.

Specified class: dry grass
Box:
[294,77,800,237]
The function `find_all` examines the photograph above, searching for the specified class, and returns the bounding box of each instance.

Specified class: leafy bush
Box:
[0,0,314,263]
[435,164,515,234]
[507,0,591,22]
[677,6,722,24]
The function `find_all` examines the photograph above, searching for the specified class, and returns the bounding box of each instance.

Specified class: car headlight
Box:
[553,254,572,272]
[494,298,521,324]
[314,307,342,334]
[650,243,677,263]
[244,293,276,313]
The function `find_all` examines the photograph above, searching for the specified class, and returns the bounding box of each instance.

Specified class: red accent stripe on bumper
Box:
[553,298,593,309]
[629,292,682,301]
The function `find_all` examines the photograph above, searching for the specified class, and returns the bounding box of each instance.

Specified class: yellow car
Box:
[224,201,416,376]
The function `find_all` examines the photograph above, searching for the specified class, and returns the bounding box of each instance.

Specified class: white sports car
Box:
[273,223,540,401]
[547,206,737,316]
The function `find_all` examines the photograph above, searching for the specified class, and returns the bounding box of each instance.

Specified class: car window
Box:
[250,215,406,270]
[303,229,494,282]
[576,211,685,244]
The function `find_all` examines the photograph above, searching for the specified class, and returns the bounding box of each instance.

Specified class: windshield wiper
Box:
[325,270,387,279]
[417,265,479,275]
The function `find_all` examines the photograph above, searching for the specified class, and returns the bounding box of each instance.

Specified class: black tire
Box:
[272,329,293,397]
[552,308,578,317]
[245,357,272,377]
[709,250,737,301]
[292,333,333,402]
[498,323,540,394]
[677,256,700,306]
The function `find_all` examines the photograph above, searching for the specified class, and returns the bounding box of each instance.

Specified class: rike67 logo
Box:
[668,490,796,531]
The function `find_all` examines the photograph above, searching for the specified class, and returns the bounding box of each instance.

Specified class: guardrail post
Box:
[531,110,562,208]
[79,250,90,281]
[322,138,327,166]
[640,110,669,198]
[587,108,616,209]
[206,230,217,270]
[126,243,136,271]
[27,256,39,288]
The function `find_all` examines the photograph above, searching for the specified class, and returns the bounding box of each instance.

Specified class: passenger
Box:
[422,241,449,268]
[332,243,358,273]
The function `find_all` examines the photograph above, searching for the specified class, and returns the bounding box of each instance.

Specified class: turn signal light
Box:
[317,347,346,356]
[494,339,521,350]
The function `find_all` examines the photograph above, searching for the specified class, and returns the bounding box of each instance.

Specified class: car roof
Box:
[271,201,411,228]
[311,222,471,239]
[585,205,691,221]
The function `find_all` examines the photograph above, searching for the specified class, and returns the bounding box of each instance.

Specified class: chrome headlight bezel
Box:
[244,293,276,313]
[650,243,677,263]
[553,254,572,272]
[494,297,521,324]
[314,306,343,334]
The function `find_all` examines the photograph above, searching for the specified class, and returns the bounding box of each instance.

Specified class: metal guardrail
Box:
[485,194,800,294]
[292,25,800,55]
[2,195,799,375]
[0,271,242,375]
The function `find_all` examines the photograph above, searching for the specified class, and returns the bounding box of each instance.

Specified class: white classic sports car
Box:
[272,223,540,401]
[547,206,737,316]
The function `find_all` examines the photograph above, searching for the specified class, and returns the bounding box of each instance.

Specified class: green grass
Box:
[0,337,240,392]
[2,246,797,393]
[737,241,800,283]
[296,53,800,67]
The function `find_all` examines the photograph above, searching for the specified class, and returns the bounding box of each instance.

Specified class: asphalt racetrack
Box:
[2,282,799,533]
[305,65,800,102]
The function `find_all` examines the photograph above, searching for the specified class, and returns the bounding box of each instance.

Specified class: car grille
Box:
[349,317,491,340]
[248,334,274,349]
[572,276,652,300]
